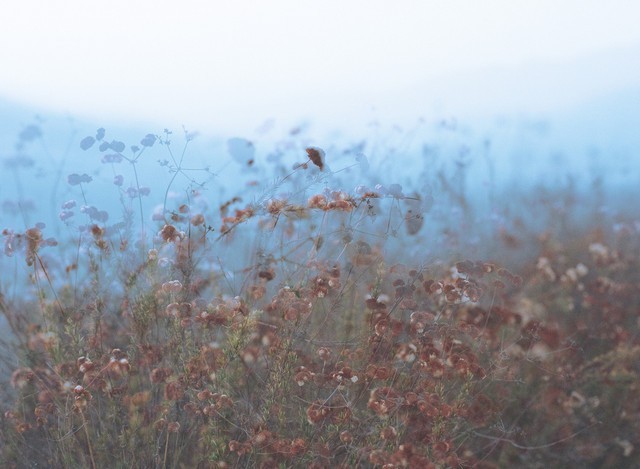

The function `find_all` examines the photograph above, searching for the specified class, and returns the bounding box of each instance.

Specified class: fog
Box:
[1,1,640,272]
[3,5,640,464]
[1,1,640,134]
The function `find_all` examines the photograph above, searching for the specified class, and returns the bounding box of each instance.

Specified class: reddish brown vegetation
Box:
[1,129,639,468]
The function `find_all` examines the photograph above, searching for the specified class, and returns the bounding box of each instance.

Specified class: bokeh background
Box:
[1,1,639,233]
[1,1,639,135]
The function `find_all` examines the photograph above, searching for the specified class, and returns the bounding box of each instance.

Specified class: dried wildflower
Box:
[331,366,358,385]
[10,368,35,389]
[246,283,265,300]
[215,394,233,409]
[374,319,389,336]
[409,311,434,334]
[317,347,331,361]
[306,400,332,425]
[290,438,307,456]
[73,385,92,399]
[421,357,445,378]
[108,354,131,376]
[455,260,474,275]
[307,194,328,209]
[272,438,292,455]
[77,357,95,374]
[266,198,287,215]
[295,367,315,386]
[25,226,44,266]
[159,224,182,243]
[366,297,387,311]
[306,147,325,170]
[164,380,185,401]
[252,430,272,446]
[197,390,213,401]
[15,421,32,433]
[327,199,354,212]
[368,387,401,417]
[404,391,419,406]
[380,426,398,440]
[340,430,353,444]
[258,268,275,281]
[366,364,392,380]
[162,280,183,294]
[190,213,205,226]
[228,439,240,452]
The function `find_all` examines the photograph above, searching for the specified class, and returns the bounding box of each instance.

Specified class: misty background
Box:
[1,1,639,240]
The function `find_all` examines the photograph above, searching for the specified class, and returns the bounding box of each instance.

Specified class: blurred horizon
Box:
[2,1,639,242]
[1,44,639,140]
[1,1,640,138]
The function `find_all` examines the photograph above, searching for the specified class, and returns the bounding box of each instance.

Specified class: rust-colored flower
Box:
[306,400,332,425]
[308,194,328,210]
[150,367,172,384]
[305,147,325,170]
[164,380,185,401]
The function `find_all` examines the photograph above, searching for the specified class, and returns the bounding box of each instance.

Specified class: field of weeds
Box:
[1,121,639,468]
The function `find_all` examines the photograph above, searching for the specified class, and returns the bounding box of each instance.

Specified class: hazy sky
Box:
[2,1,640,135]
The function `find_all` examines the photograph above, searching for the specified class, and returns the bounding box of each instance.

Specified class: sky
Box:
[1,1,640,136]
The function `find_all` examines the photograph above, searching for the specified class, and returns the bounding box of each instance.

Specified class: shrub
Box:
[1,122,639,468]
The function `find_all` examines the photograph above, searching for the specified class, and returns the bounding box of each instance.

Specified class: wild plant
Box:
[1,121,639,468]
